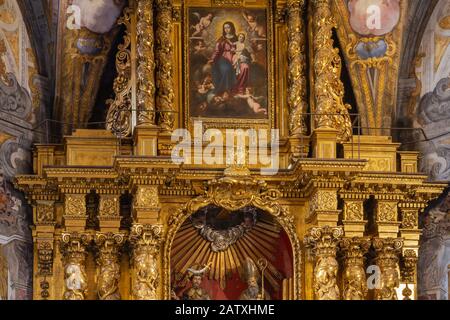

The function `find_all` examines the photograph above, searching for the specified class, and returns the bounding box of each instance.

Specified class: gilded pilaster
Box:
[305,226,343,300]
[34,200,57,300]
[130,224,163,300]
[136,0,156,126]
[373,237,403,300]
[155,0,175,131]
[400,249,417,300]
[60,232,92,300]
[311,0,351,143]
[287,0,307,138]
[340,237,370,300]
[94,232,125,300]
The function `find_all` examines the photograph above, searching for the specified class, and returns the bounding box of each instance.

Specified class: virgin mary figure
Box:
[209,22,250,96]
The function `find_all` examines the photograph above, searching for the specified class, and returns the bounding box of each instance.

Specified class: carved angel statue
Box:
[172,264,211,300]
[239,257,270,300]
[64,264,87,300]
[314,256,340,300]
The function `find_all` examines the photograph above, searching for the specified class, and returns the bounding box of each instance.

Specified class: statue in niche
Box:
[172,264,211,300]
[239,257,270,300]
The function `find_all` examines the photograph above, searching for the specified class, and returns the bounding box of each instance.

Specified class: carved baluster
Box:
[130,224,163,300]
[311,0,351,143]
[373,238,403,300]
[95,232,125,300]
[287,0,307,137]
[401,249,417,300]
[305,226,343,300]
[340,237,370,300]
[60,232,91,300]
[155,0,175,131]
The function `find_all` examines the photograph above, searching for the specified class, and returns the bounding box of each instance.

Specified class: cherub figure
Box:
[191,13,214,37]
[235,88,267,115]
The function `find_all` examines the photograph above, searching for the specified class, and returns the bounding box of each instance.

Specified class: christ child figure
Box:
[232,33,247,76]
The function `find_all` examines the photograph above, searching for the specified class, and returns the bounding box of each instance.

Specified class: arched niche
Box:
[162,167,302,300]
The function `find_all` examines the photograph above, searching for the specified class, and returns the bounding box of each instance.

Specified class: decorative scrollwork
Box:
[312,0,352,143]
[106,7,133,137]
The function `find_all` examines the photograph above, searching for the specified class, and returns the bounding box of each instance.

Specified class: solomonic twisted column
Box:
[340,237,370,300]
[60,232,91,300]
[136,0,157,126]
[312,0,352,143]
[305,226,343,300]
[287,0,307,136]
[130,224,163,300]
[155,0,175,131]
[95,232,125,300]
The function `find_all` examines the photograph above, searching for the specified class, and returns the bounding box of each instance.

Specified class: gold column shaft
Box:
[95,233,125,300]
[341,237,370,300]
[311,0,351,143]
[60,232,91,300]
[130,224,163,300]
[155,0,175,131]
[287,0,307,136]
[136,0,157,125]
[305,226,343,300]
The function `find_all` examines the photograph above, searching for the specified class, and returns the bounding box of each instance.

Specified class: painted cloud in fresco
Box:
[348,0,400,36]
[72,0,125,34]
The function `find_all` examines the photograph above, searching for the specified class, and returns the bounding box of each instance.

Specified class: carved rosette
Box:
[287,0,307,136]
[155,0,175,131]
[401,249,418,284]
[312,0,352,143]
[60,232,91,300]
[94,232,125,300]
[340,237,370,300]
[130,224,163,300]
[137,0,157,125]
[305,226,343,300]
[373,238,403,300]
[106,7,133,136]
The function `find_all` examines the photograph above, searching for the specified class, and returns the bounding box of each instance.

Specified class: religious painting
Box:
[347,0,400,36]
[186,7,269,120]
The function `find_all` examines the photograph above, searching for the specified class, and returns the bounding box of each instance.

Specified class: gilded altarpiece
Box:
[13,0,448,301]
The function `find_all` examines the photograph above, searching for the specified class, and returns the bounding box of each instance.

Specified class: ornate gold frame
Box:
[182,0,275,132]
